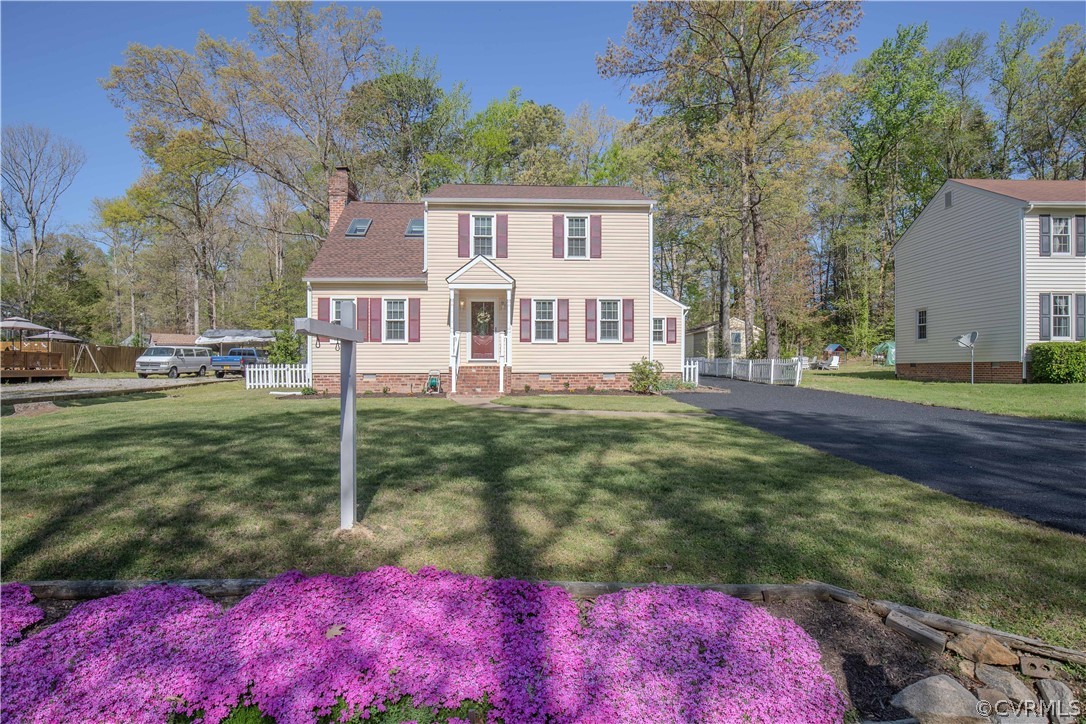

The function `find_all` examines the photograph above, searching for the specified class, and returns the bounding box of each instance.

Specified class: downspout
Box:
[423,201,429,273]
[649,205,655,363]
[1021,203,1031,380]
[306,281,313,385]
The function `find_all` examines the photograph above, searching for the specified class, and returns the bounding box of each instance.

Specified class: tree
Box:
[601,1,860,359]
[344,52,468,199]
[93,196,152,341]
[36,248,103,337]
[990,9,1051,176]
[102,1,384,236]
[1,124,86,316]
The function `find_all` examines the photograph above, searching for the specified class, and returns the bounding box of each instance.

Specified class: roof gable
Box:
[951,179,1086,204]
[446,256,514,288]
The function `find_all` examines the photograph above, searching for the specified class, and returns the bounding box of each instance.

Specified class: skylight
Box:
[405,218,424,237]
[346,218,372,236]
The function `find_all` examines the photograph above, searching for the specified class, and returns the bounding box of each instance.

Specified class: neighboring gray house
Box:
[893,179,1086,383]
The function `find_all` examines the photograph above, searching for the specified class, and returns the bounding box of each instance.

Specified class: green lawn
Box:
[803,362,1086,423]
[492,393,703,413]
[2,384,1084,650]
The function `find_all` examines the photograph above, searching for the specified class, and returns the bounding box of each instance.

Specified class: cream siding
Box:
[1023,209,1086,347]
[308,281,445,374]
[428,205,660,372]
[451,262,510,286]
[894,182,1023,364]
[650,291,686,372]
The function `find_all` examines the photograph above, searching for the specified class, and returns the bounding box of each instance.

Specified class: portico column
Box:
[506,288,513,367]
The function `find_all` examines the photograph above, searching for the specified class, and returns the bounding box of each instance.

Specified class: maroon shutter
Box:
[496,214,508,258]
[622,299,635,342]
[317,297,330,342]
[408,298,421,342]
[552,215,564,258]
[520,299,532,342]
[666,317,677,344]
[590,215,602,258]
[369,298,382,342]
[458,213,470,258]
[357,297,369,342]
[557,299,569,342]
[585,299,597,342]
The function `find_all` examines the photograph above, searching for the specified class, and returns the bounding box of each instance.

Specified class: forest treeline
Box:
[2,2,1082,357]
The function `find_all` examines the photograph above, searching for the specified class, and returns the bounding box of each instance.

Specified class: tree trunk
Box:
[740,169,756,358]
[716,230,730,358]
[750,199,779,361]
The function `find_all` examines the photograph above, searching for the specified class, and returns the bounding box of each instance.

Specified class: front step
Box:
[454,365,505,395]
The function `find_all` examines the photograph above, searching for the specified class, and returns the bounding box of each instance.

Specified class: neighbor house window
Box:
[473,215,494,257]
[533,299,555,342]
[916,309,927,340]
[1052,294,1072,339]
[652,318,664,343]
[730,331,743,356]
[1052,217,1071,254]
[566,216,587,258]
[599,299,620,342]
[331,298,352,325]
[384,299,406,342]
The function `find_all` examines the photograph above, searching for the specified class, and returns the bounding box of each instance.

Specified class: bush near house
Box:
[629,357,663,393]
[1028,341,1086,383]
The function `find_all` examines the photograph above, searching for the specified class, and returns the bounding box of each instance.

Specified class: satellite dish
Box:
[955,331,979,348]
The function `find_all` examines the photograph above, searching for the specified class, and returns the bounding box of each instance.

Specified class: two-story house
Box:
[893,179,1086,382]
[304,167,688,394]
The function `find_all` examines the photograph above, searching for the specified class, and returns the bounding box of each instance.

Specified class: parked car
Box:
[211,347,268,378]
[135,346,213,378]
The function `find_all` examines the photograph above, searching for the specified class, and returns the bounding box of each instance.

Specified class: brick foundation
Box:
[313,372,449,395]
[509,371,633,393]
[895,362,1024,383]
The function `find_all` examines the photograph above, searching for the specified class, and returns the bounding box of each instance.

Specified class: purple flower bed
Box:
[1,583,44,646]
[1,568,846,723]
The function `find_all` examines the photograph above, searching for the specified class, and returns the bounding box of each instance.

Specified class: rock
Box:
[1017,655,1056,679]
[957,660,976,680]
[890,674,989,723]
[885,609,948,652]
[947,633,1020,666]
[975,663,1036,705]
[1035,679,1079,724]
[993,714,1048,723]
[977,686,1009,707]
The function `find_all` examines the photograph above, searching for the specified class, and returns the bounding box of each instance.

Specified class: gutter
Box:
[303,276,427,283]
[1020,203,1032,380]
[423,198,655,208]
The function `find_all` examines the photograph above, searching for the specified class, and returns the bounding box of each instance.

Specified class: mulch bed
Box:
[23,589,953,721]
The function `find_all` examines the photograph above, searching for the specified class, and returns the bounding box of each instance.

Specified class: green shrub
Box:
[300,386,317,396]
[267,330,304,364]
[629,357,664,393]
[1029,341,1086,383]
[658,377,695,391]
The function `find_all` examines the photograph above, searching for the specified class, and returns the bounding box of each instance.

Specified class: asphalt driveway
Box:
[672,379,1086,535]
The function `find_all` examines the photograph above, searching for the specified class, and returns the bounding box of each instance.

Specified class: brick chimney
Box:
[328,166,358,233]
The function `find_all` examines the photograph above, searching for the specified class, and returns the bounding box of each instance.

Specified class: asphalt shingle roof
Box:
[952,179,1086,203]
[306,201,424,280]
[425,184,653,202]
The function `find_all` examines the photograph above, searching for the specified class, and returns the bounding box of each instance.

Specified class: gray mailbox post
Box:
[295,300,366,530]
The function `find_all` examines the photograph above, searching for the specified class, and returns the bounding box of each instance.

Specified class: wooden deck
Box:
[1,350,70,383]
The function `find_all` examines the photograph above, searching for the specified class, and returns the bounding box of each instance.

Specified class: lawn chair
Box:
[816,355,840,371]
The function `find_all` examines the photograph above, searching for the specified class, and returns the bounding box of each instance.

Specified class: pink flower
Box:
[1,583,44,646]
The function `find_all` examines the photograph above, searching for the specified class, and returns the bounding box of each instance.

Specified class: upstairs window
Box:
[331,298,352,325]
[916,309,927,341]
[384,299,406,342]
[652,318,664,343]
[566,216,588,258]
[599,300,620,342]
[473,215,494,257]
[1052,217,1071,254]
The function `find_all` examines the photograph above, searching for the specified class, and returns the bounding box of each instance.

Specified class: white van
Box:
[135,346,214,378]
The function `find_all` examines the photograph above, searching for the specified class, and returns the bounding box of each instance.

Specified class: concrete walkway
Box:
[449,396,712,420]
[1,376,236,405]
[674,378,1086,535]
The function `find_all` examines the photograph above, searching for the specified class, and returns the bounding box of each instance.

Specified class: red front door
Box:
[471,301,495,359]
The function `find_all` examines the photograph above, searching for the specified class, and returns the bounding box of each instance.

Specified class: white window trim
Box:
[652,317,664,343]
[382,297,408,344]
[598,298,622,343]
[1051,293,1073,340]
[1051,216,1072,256]
[531,297,558,344]
[916,308,927,342]
[330,297,353,325]
[471,213,496,259]
[730,330,744,356]
[564,214,589,259]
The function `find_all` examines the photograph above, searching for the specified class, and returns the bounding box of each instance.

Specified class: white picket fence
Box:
[690,357,803,387]
[682,359,699,386]
[245,363,312,390]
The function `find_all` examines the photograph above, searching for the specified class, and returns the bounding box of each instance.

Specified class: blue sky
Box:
[2,1,1082,229]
